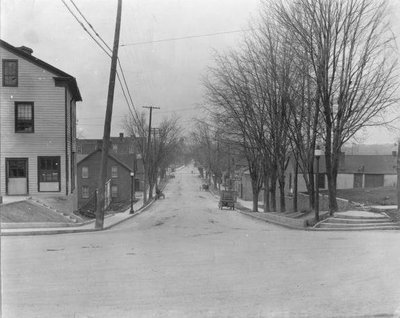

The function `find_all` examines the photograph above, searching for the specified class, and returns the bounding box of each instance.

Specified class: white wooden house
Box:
[0,39,82,210]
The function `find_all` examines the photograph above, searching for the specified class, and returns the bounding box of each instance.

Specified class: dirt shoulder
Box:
[1,200,75,223]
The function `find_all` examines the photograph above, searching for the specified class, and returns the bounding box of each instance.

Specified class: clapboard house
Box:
[0,39,82,210]
[76,135,144,210]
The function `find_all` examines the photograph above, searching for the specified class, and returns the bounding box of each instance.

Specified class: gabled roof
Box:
[77,149,133,172]
[0,39,82,101]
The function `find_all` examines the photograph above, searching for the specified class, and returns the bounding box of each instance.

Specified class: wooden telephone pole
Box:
[142,106,160,204]
[95,0,122,229]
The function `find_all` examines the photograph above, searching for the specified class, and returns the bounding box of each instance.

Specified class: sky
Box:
[1,0,400,144]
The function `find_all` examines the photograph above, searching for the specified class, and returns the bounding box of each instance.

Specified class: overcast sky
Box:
[1,0,399,144]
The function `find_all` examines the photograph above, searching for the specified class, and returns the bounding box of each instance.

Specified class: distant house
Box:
[232,153,397,202]
[294,154,397,191]
[77,133,141,156]
[0,39,82,210]
[77,149,138,209]
[76,134,144,209]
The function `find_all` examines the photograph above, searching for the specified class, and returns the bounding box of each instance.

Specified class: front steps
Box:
[314,212,400,231]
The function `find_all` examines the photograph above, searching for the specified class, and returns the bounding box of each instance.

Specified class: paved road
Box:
[2,167,400,317]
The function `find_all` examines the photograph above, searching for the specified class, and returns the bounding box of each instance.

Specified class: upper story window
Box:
[112,144,118,152]
[3,59,18,87]
[15,102,34,133]
[82,166,89,178]
[111,166,118,178]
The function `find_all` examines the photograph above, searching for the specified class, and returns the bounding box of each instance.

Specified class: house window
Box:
[82,186,89,198]
[317,173,325,189]
[82,166,89,178]
[111,166,118,178]
[3,59,18,87]
[38,156,60,192]
[15,102,34,133]
[112,144,118,152]
[111,185,118,198]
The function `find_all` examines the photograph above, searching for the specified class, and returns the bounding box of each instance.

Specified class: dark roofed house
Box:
[77,149,136,211]
[76,134,145,211]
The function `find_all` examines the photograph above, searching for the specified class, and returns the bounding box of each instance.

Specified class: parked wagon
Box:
[218,190,236,210]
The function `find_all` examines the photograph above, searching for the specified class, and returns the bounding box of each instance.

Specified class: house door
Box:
[353,173,363,188]
[365,174,384,188]
[6,158,28,195]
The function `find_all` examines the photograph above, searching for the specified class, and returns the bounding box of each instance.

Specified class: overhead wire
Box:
[68,0,144,131]
[120,29,254,47]
[61,0,145,135]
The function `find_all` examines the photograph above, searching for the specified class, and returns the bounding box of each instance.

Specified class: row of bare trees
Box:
[123,112,183,202]
[197,0,398,214]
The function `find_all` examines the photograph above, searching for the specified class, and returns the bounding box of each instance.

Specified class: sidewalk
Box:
[1,177,173,236]
[208,185,317,229]
[1,197,152,236]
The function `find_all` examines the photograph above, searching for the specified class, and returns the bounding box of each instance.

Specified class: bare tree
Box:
[273,0,399,213]
[123,112,182,199]
[204,51,266,212]
[148,116,182,198]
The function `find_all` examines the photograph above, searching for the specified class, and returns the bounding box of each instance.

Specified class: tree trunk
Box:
[251,178,260,212]
[263,175,271,212]
[307,171,315,210]
[252,191,259,212]
[270,176,277,211]
[293,162,298,212]
[325,136,339,214]
[278,175,286,212]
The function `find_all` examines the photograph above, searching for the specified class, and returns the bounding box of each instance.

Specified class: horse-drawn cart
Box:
[218,190,236,210]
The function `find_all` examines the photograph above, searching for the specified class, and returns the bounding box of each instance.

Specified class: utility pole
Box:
[152,128,160,188]
[142,106,160,204]
[95,0,122,229]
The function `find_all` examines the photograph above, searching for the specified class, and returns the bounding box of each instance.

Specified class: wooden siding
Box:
[77,151,133,209]
[0,46,76,200]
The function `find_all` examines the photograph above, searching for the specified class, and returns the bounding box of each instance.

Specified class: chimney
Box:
[119,132,124,140]
[18,46,33,55]
[392,151,397,157]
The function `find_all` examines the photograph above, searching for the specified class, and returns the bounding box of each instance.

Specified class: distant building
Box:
[77,149,138,209]
[293,154,397,192]
[232,152,398,202]
[76,134,144,209]
[0,39,82,210]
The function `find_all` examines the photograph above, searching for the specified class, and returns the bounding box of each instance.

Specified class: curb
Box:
[0,198,157,236]
[237,210,307,230]
[0,180,170,236]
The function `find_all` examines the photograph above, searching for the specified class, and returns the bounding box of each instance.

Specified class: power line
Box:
[78,106,197,120]
[68,0,112,51]
[61,0,111,57]
[120,29,254,47]
[61,0,142,132]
